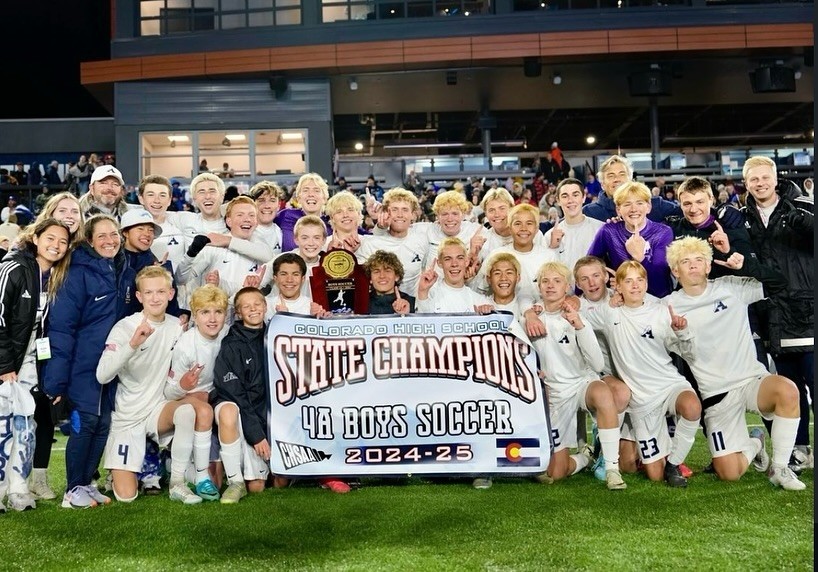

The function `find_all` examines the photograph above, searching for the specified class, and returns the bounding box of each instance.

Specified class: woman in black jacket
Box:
[0,218,71,512]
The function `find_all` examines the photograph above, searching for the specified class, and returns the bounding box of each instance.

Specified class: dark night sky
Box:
[4,1,112,119]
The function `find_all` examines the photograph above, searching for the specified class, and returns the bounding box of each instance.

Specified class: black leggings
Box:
[32,389,57,469]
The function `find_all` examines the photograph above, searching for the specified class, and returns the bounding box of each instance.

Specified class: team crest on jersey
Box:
[557,335,570,344]
[641,327,654,339]
[411,254,422,263]
[167,237,179,246]
[714,300,728,313]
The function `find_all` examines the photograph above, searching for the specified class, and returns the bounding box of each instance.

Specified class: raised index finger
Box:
[668,304,676,318]
[713,220,724,233]
[394,286,402,300]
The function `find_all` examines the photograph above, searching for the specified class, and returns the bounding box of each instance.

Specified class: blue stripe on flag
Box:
[496,457,541,467]
[496,437,540,448]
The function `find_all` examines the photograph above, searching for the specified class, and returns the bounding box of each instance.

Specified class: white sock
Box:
[598,427,621,470]
[220,439,243,485]
[193,430,212,484]
[771,415,799,468]
[667,416,699,467]
[170,405,196,485]
[570,451,590,475]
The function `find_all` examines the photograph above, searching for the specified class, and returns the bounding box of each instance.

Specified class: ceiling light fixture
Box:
[167,135,189,142]
[354,142,364,151]
[279,132,303,141]
[225,134,246,141]
[586,135,596,145]
[552,72,562,85]
[348,77,358,91]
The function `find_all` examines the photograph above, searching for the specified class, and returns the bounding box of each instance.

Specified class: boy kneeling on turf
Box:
[164,284,230,500]
[212,287,271,503]
[97,266,204,504]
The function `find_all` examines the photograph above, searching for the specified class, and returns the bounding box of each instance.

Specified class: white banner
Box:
[267,311,552,477]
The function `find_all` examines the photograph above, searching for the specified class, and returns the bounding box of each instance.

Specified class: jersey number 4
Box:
[118,443,130,465]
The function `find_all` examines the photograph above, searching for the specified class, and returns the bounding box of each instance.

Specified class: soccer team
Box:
[0,154,812,512]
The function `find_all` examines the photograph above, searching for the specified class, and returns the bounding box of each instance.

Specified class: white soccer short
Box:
[703,375,770,458]
[104,402,173,472]
[214,401,270,482]
[629,384,695,464]
[548,379,597,452]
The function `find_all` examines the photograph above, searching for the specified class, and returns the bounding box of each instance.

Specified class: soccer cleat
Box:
[663,462,688,488]
[319,478,351,494]
[605,469,627,490]
[8,492,37,511]
[103,471,114,493]
[141,474,163,496]
[749,428,770,473]
[472,477,493,490]
[195,478,221,501]
[703,462,716,474]
[0,498,5,513]
[678,463,693,479]
[533,472,554,484]
[768,465,806,491]
[788,445,813,474]
[169,483,203,505]
[83,485,112,505]
[29,470,57,500]
[61,485,98,509]
[592,454,607,481]
[220,482,247,504]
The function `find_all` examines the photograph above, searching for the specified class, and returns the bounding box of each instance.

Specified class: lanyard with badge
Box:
[35,268,52,361]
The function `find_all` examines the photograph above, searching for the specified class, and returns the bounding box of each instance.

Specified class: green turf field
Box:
[3,417,812,571]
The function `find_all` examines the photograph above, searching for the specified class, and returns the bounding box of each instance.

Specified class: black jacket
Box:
[742,182,814,354]
[0,247,43,377]
[368,289,416,315]
[213,322,268,447]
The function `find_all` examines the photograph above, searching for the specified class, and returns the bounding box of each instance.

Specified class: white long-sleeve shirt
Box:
[164,325,227,401]
[663,276,767,399]
[531,310,604,403]
[176,245,264,299]
[416,281,491,314]
[582,300,694,414]
[357,232,431,298]
[97,312,182,429]
[542,216,604,272]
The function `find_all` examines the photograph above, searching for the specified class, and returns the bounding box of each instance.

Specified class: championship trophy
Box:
[310,248,369,314]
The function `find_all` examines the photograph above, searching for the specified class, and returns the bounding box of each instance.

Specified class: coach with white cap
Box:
[79,165,131,221]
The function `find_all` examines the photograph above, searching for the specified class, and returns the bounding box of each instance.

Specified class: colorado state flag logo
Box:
[496,437,541,467]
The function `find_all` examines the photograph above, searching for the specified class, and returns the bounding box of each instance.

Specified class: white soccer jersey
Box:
[583,300,694,414]
[531,310,604,403]
[542,216,604,271]
[663,276,767,398]
[580,291,616,376]
[266,293,312,320]
[416,281,491,314]
[471,245,556,308]
[97,312,182,429]
[357,232,430,297]
[150,219,186,273]
[492,298,531,345]
[165,211,274,263]
[254,222,283,257]
[165,325,227,401]
[176,245,263,299]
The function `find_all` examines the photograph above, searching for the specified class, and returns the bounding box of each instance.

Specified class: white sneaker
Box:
[768,465,806,491]
[472,477,493,489]
[749,428,770,472]
[8,492,37,511]
[29,470,57,500]
[220,481,247,504]
[83,485,112,505]
[605,469,627,490]
[169,483,203,505]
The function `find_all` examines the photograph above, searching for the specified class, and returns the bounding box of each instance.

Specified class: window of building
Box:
[139,129,307,181]
[321,0,488,22]
[140,0,301,36]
